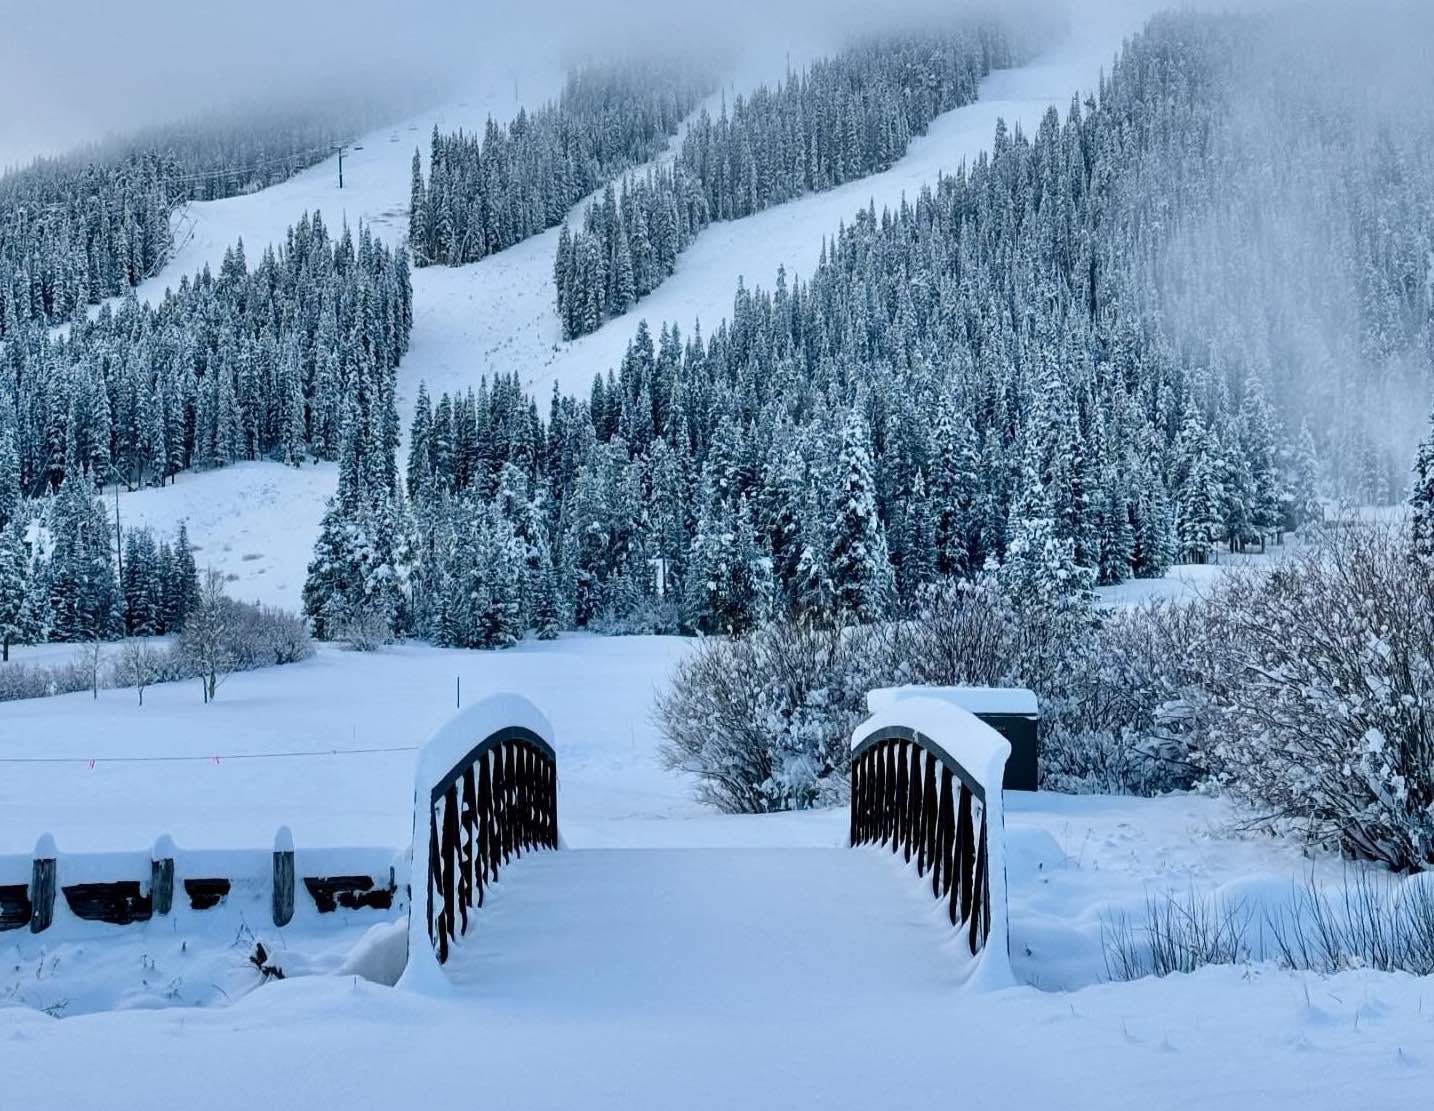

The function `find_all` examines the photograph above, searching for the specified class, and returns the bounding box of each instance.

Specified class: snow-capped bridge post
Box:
[402,694,559,991]
[850,688,1013,987]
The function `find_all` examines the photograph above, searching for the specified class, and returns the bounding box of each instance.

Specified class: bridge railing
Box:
[404,695,558,982]
[850,688,1012,983]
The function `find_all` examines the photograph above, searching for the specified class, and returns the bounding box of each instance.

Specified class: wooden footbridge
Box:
[402,689,1017,995]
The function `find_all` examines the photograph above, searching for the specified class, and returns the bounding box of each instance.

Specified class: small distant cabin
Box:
[866,687,1040,791]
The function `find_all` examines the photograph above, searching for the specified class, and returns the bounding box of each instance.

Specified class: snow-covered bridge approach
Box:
[403,689,1014,1007]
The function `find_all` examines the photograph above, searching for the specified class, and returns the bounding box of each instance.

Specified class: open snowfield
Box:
[1,632,1432,1104]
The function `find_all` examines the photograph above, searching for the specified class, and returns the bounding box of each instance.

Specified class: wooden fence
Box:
[0,831,398,934]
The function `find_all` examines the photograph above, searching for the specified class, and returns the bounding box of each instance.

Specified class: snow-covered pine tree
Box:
[0,515,31,660]
[44,475,123,642]
[1411,403,1434,562]
[827,410,893,622]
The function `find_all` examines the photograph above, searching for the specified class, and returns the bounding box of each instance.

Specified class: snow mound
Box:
[868,685,1038,718]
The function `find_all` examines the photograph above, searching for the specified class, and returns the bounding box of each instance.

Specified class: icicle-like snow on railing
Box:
[850,689,1012,981]
[407,695,559,972]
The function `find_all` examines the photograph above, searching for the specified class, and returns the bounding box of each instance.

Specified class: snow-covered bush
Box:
[875,579,1012,689]
[324,599,392,653]
[0,595,312,704]
[658,574,1217,813]
[657,622,878,813]
[0,656,96,701]
[877,578,1206,794]
[255,607,314,666]
[1201,528,1434,870]
[207,602,316,668]
[1041,601,1221,794]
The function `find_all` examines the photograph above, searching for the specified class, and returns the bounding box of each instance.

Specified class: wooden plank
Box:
[62,882,153,924]
[302,874,396,913]
[30,854,55,933]
[183,877,231,910]
[272,832,295,928]
[0,884,32,930]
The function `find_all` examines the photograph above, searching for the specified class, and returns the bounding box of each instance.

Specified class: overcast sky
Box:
[1,0,1414,173]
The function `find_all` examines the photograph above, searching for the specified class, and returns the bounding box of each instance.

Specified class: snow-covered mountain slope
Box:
[131,62,565,304]
[106,6,1165,609]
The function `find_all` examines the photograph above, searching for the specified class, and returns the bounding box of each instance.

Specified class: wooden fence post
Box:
[151,835,175,916]
[272,826,295,927]
[30,834,56,933]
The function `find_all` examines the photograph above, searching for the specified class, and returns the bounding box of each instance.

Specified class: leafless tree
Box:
[116,638,159,706]
[180,569,235,703]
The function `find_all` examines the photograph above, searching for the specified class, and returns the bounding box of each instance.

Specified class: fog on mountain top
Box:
[16,0,1421,172]
[0,0,1075,170]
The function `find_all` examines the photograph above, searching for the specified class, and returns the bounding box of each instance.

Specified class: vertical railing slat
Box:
[851,729,993,957]
[426,729,559,965]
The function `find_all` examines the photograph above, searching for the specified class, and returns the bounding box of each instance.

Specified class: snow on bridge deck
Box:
[441,847,966,1019]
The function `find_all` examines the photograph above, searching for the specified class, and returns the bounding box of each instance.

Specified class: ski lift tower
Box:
[332,141,365,189]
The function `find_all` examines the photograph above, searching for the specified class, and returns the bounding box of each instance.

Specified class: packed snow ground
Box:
[3,955,1429,1108]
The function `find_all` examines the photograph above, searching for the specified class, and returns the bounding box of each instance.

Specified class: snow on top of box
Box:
[854,692,1012,798]
[866,685,1038,718]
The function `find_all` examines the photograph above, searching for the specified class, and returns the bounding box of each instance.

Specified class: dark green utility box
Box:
[971,709,1040,791]
[914,687,1040,790]
[866,686,1040,791]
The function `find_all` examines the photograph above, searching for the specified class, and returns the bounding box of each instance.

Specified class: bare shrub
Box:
[657,622,877,813]
[1104,871,1434,981]
[1267,871,1434,975]
[1102,889,1255,980]
[1202,527,1434,870]
[115,639,160,705]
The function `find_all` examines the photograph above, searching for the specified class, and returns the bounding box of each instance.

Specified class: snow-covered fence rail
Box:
[850,689,1012,974]
[0,833,401,935]
[407,695,559,969]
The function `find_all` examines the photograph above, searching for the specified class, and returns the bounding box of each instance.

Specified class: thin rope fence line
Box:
[0,744,421,766]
